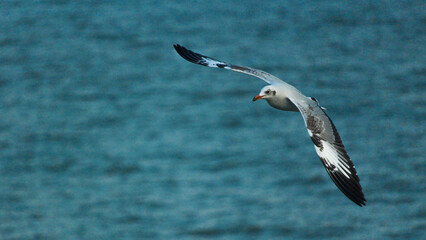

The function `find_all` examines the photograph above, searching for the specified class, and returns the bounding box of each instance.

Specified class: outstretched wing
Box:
[173,44,284,84]
[289,97,366,206]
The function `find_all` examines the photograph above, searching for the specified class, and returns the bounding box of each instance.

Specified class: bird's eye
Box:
[265,90,270,94]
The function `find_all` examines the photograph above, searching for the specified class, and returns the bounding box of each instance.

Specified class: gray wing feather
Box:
[174,44,283,84]
[289,97,367,206]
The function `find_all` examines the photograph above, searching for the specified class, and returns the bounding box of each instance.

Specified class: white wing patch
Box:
[307,129,350,178]
[199,57,231,69]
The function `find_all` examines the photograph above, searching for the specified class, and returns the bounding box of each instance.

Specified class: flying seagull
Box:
[173,44,366,206]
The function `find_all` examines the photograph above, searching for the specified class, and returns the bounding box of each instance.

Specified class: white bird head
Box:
[252,85,277,101]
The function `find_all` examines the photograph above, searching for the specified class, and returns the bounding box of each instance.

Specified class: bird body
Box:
[174,44,366,206]
[257,85,302,112]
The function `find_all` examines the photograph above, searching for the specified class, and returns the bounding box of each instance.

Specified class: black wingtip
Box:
[354,194,367,207]
[328,170,367,207]
[173,44,185,56]
[173,44,182,51]
[356,199,367,207]
[173,44,212,67]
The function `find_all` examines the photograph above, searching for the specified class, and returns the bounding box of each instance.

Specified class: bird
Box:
[173,44,366,206]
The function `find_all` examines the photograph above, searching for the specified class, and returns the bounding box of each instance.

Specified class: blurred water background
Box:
[0,0,424,239]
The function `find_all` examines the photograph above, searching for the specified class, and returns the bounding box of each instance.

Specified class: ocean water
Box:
[0,1,424,239]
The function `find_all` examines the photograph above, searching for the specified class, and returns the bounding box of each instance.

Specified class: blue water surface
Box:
[0,1,424,239]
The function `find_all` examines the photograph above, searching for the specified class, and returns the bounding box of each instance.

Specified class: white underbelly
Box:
[266,97,299,112]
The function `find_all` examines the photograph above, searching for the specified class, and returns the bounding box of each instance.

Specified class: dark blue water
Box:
[0,1,424,239]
